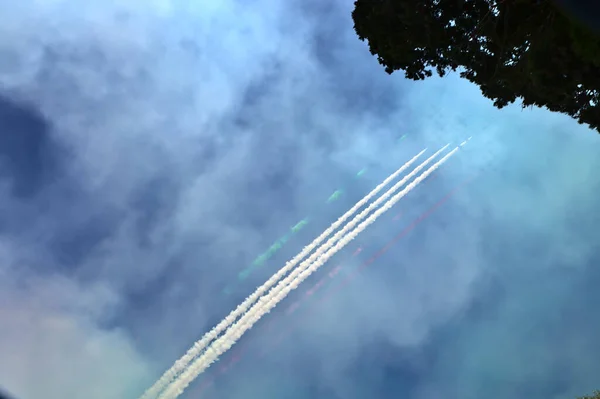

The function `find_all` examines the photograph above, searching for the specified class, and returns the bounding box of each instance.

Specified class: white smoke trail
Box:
[158,144,459,399]
[139,148,427,399]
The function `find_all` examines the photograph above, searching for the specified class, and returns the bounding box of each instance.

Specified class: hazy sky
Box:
[0,1,599,399]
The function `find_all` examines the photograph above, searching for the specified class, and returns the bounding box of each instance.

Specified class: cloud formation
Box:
[0,0,598,399]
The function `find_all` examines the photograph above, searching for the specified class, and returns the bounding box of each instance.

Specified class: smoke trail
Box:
[158,144,458,399]
[228,163,373,291]
[139,149,426,399]
[184,167,479,399]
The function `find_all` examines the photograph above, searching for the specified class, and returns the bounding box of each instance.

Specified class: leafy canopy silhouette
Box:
[352,0,600,133]
[578,391,600,399]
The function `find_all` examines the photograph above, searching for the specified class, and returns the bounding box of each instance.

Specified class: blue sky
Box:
[0,1,599,399]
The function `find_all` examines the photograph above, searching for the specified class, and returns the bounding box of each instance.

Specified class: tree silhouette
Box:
[352,0,600,133]
[578,391,600,399]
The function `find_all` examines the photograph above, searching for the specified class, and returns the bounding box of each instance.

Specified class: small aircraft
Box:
[352,246,363,256]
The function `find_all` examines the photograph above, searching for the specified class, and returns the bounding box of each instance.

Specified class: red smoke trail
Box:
[261,174,477,352]
[187,172,478,398]
[322,173,477,301]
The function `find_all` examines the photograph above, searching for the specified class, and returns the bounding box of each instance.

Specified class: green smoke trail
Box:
[221,167,369,296]
[221,133,411,296]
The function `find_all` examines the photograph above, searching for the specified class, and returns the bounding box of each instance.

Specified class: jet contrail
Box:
[139,148,427,399]
[158,144,459,399]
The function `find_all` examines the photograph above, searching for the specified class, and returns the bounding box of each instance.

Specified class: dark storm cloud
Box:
[0,94,61,199]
